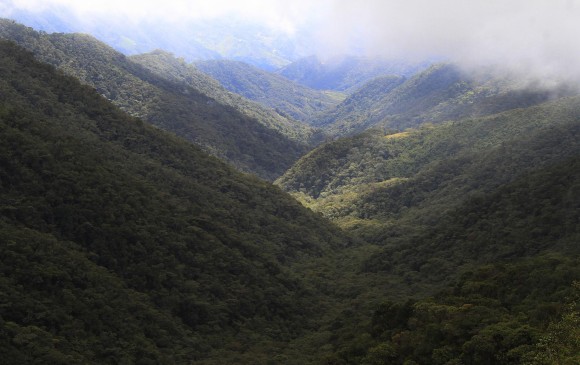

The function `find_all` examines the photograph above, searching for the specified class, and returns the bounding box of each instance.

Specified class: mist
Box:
[316,0,580,82]
[3,0,580,81]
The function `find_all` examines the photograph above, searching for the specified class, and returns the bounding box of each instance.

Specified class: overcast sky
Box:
[3,0,580,79]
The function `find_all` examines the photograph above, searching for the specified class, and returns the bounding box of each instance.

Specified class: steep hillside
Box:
[0,40,351,364]
[316,63,576,137]
[279,96,580,254]
[277,55,427,92]
[129,50,317,144]
[314,149,580,363]
[276,98,580,363]
[195,59,344,123]
[0,19,309,180]
[2,18,579,365]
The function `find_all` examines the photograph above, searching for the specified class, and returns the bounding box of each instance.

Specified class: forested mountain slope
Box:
[316,63,576,137]
[0,19,309,180]
[276,55,426,92]
[2,18,579,365]
[195,59,343,123]
[0,40,351,364]
[279,97,580,239]
[277,96,580,364]
[279,96,580,270]
[129,50,317,144]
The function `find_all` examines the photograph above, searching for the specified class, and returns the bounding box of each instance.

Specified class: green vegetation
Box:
[327,256,580,365]
[0,40,350,363]
[279,95,580,250]
[0,19,310,180]
[1,19,579,364]
[277,96,580,362]
[129,50,317,145]
[316,63,576,137]
[195,59,343,123]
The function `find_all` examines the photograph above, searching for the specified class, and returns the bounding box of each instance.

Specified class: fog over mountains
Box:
[0,1,579,364]
[3,0,580,81]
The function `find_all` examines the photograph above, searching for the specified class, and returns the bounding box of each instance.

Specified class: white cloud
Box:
[3,0,320,32]
[317,0,580,80]
[4,0,580,79]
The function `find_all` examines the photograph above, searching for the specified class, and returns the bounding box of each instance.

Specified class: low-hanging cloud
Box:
[316,0,580,81]
[3,0,580,81]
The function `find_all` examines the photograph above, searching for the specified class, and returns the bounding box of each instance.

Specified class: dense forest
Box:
[0,17,579,365]
[0,40,351,363]
[195,59,344,124]
[314,64,577,137]
[129,50,318,145]
[0,19,312,180]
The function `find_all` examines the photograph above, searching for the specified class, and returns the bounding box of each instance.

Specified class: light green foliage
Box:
[524,282,580,365]
[280,97,580,250]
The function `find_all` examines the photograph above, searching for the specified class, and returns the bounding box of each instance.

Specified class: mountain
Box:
[129,50,317,145]
[277,55,428,92]
[276,96,580,363]
[2,18,579,365]
[195,59,344,124]
[0,19,309,180]
[315,63,576,137]
[0,39,352,364]
[314,147,580,363]
[278,95,580,260]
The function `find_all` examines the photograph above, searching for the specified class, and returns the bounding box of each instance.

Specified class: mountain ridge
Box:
[129,49,318,145]
[315,63,577,137]
[0,39,352,364]
[0,19,310,180]
[195,59,344,124]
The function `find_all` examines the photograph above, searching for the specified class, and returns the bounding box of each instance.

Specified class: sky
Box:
[2,0,580,80]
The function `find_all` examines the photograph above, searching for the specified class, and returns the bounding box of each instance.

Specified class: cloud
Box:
[4,0,580,80]
[316,0,580,80]
[3,0,321,32]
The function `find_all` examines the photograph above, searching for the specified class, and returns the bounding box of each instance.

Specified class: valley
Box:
[0,13,579,365]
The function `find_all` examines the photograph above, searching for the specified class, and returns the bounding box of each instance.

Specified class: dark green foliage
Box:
[195,59,343,123]
[0,40,351,363]
[277,94,580,363]
[280,97,580,244]
[316,63,577,137]
[2,18,580,365]
[337,255,580,365]
[0,19,310,180]
[363,155,580,275]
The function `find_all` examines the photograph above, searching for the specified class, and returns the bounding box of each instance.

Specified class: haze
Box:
[3,0,580,80]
